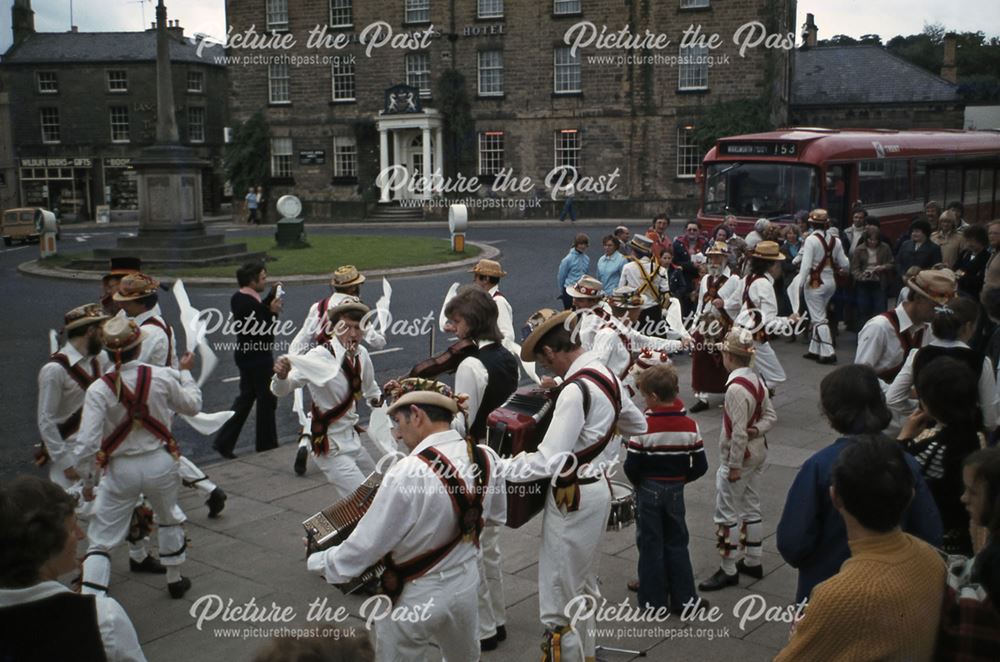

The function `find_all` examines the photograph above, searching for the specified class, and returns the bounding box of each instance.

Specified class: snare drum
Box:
[607,481,636,531]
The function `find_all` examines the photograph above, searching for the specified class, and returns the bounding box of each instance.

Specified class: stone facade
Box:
[226,0,793,220]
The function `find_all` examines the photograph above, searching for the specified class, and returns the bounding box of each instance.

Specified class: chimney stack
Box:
[941,33,958,83]
[802,13,818,49]
[11,0,35,47]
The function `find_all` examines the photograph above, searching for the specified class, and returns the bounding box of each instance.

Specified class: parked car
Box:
[1,208,60,246]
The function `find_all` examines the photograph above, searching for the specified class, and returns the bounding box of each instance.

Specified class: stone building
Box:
[225,0,793,220]
[790,15,964,132]
[0,0,228,221]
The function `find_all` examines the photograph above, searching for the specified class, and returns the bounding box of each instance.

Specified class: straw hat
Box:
[607,286,643,310]
[748,241,784,261]
[718,328,756,357]
[705,240,729,257]
[327,296,370,321]
[112,273,160,301]
[331,265,366,289]
[808,208,830,225]
[100,312,147,353]
[565,275,604,299]
[470,259,507,279]
[520,309,576,361]
[630,234,654,256]
[907,268,957,305]
[386,378,463,415]
[64,303,110,333]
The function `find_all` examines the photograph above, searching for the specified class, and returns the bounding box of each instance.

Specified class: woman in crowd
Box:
[597,234,627,295]
[899,356,985,555]
[931,210,963,269]
[850,226,894,326]
[776,364,942,604]
[962,447,1000,607]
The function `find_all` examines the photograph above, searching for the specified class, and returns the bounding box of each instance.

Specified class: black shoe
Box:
[802,352,819,361]
[671,597,710,617]
[496,625,507,642]
[737,559,764,579]
[817,355,837,365]
[698,568,738,592]
[689,400,710,413]
[294,445,308,476]
[168,576,192,599]
[213,444,236,460]
[480,634,498,651]
[129,556,167,575]
[206,487,227,518]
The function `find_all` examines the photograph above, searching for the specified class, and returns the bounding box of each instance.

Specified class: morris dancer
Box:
[115,273,226,517]
[620,235,687,339]
[307,379,506,662]
[74,314,201,599]
[689,241,742,413]
[795,209,849,364]
[469,259,516,345]
[504,309,646,661]
[273,298,382,499]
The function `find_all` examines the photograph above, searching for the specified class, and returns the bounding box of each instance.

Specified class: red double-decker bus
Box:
[697,128,1000,239]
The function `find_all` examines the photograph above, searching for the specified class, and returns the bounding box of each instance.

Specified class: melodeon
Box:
[486,386,555,528]
[302,472,385,594]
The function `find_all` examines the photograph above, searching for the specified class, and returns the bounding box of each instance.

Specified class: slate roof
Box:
[1,30,222,67]
[792,45,960,106]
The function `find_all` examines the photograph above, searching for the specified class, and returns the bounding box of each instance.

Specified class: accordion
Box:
[486,387,555,528]
[302,472,385,594]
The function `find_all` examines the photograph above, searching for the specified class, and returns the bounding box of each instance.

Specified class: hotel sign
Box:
[463,24,505,37]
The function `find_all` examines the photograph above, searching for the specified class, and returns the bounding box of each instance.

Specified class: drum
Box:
[607,481,636,531]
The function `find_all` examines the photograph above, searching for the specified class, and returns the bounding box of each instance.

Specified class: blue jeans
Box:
[636,480,696,610]
[559,196,577,222]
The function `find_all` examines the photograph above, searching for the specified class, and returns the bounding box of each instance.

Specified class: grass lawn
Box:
[41,234,480,278]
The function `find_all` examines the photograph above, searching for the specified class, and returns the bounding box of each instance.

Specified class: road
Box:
[1,219,625,480]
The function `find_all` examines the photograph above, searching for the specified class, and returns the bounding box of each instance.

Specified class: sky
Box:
[0,0,995,54]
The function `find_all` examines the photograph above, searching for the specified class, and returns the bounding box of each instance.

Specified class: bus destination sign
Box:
[719,142,797,157]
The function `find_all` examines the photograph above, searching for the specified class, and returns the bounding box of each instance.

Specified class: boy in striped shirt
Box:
[624,364,709,614]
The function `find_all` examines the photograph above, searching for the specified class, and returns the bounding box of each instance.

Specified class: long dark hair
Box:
[964,447,1000,533]
[444,286,502,343]
[916,356,979,429]
[820,364,893,435]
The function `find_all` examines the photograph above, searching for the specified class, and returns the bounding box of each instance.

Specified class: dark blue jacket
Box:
[776,436,944,604]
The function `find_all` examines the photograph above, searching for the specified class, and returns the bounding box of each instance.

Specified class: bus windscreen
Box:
[704,162,819,219]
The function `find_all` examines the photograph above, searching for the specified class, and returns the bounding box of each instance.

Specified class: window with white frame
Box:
[40,108,60,143]
[271,137,293,178]
[333,136,357,177]
[188,107,205,143]
[406,53,431,97]
[267,0,289,30]
[110,106,130,143]
[554,129,580,170]
[478,132,504,175]
[269,63,290,103]
[187,70,204,93]
[676,126,699,178]
[553,0,581,15]
[331,59,355,101]
[405,0,430,23]
[678,45,708,90]
[478,51,504,96]
[478,0,503,18]
[36,71,58,94]
[553,47,581,93]
[680,0,710,7]
[330,0,352,27]
[107,70,128,92]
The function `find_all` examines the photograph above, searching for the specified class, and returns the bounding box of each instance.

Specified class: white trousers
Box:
[374,556,479,662]
[83,450,186,595]
[539,480,611,662]
[477,524,506,639]
[804,273,836,358]
[311,429,373,500]
[177,455,218,496]
[752,341,786,386]
[713,463,764,526]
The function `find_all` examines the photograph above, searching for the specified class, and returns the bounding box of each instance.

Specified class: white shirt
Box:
[886,340,999,430]
[619,258,669,310]
[133,305,177,369]
[502,352,646,482]
[0,581,146,662]
[453,339,518,439]
[855,303,931,378]
[488,286,516,345]
[844,224,866,255]
[307,429,506,584]
[693,268,742,319]
[745,231,764,250]
[74,361,202,471]
[730,273,794,336]
[271,339,380,445]
[37,343,108,469]
[289,292,387,356]
[793,229,849,275]
[592,317,682,379]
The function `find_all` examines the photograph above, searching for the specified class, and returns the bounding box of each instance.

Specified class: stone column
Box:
[434,126,444,194]
[379,128,390,203]
[421,127,432,201]
[392,131,402,201]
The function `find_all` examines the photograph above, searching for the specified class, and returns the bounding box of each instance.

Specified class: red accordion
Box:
[486,386,555,528]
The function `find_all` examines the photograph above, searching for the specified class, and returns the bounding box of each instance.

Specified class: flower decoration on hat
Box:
[63,303,110,333]
[331,265,366,288]
[385,378,468,416]
[113,273,160,302]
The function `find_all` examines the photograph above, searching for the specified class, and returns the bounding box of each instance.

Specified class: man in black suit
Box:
[213,262,283,457]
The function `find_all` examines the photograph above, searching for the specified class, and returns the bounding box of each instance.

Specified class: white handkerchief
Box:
[367,404,398,458]
[173,279,208,353]
[49,329,59,354]
[179,411,235,435]
[196,342,218,388]
[286,350,344,388]
[375,278,393,335]
[438,282,460,333]
[787,272,804,315]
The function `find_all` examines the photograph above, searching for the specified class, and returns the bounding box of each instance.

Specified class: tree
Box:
[820,34,858,46]
[435,69,474,181]
[692,97,773,153]
[223,111,270,201]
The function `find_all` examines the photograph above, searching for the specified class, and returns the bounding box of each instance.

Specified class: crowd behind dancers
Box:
[6,206,1000,662]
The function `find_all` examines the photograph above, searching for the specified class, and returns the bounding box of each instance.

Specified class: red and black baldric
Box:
[139,317,173,367]
[309,347,362,455]
[96,365,180,468]
[877,310,926,382]
[314,296,333,344]
[35,354,102,466]
[808,233,835,288]
[379,444,489,604]
[722,376,767,460]
[742,273,770,342]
